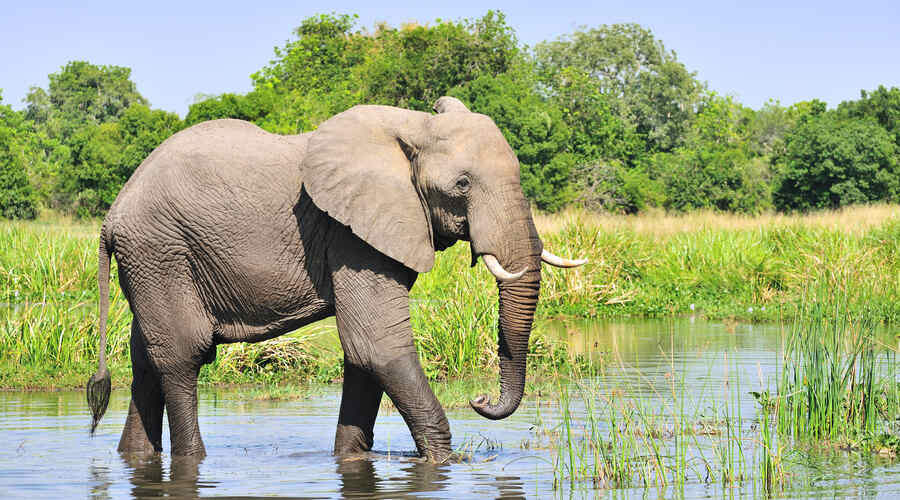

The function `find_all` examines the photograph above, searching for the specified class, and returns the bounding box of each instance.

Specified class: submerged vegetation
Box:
[539,271,899,495]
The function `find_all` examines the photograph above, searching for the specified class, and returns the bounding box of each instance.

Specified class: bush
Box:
[572,160,663,213]
[773,113,899,211]
[660,146,771,213]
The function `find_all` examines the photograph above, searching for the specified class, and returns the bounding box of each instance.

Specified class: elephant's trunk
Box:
[470,264,540,420]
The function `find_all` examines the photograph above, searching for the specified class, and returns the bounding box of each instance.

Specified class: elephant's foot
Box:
[334,424,375,455]
[418,445,455,463]
[375,353,453,464]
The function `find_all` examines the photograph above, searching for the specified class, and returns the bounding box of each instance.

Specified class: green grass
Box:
[538,211,900,322]
[2,205,900,389]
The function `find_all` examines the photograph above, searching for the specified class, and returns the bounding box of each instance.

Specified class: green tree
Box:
[838,85,900,147]
[248,13,370,132]
[544,66,643,163]
[572,159,663,213]
[536,65,651,213]
[0,93,38,219]
[252,14,367,96]
[63,121,124,216]
[535,23,704,153]
[246,12,522,133]
[773,112,899,211]
[356,12,520,111]
[185,89,277,126]
[649,92,773,214]
[691,92,745,147]
[118,104,184,174]
[61,103,182,216]
[787,99,827,121]
[25,61,147,138]
[744,100,795,156]
[659,147,770,213]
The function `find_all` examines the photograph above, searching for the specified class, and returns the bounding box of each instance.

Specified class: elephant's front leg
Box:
[329,232,452,462]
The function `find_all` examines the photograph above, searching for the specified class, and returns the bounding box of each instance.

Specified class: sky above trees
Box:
[2,1,898,116]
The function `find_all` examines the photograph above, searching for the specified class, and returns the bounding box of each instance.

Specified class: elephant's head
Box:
[302,97,585,420]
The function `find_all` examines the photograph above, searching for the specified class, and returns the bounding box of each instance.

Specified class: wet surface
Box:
[1,318,899,498]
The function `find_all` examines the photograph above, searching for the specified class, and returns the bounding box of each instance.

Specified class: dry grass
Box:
[534,204,900,237]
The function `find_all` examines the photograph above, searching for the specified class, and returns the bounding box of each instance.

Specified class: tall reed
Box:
[774,264,899,448]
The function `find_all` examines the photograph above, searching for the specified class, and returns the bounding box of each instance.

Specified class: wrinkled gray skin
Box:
[88,97,551,462]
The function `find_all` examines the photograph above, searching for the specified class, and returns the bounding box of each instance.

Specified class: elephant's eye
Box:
[455,176,471,193]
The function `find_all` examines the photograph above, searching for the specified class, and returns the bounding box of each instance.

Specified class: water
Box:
[1,318,898,498]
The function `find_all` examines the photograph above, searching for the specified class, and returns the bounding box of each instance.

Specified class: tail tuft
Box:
[86,368,111,435]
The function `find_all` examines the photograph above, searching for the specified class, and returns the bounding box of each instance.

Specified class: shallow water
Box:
[1,318,898,498]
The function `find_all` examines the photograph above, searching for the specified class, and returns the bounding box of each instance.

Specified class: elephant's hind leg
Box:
[334,360,383,455]
[155,314,213,457]
[132,283,214,458]
[118,323,164,455]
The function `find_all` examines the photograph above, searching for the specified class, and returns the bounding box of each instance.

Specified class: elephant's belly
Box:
[188,190,337,345]
[196,237,336,344]
[213,298,335,344]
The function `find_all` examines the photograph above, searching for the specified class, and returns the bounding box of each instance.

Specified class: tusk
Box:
[482,254,525,282]
[541,249,588,268]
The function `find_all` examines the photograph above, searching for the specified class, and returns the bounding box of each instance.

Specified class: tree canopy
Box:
[534,24,704,153]
[773,111,899,211]
[2,14,898,219]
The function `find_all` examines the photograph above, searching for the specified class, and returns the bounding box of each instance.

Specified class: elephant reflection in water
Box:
[337,457,527,499]
[86,96,586,462]
[91,453,524,498]
[88,454,205,499]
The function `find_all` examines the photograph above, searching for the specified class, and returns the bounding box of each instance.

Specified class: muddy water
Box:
[1,318,899,498]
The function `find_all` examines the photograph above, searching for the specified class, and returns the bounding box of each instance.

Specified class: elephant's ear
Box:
[302,105,435,273]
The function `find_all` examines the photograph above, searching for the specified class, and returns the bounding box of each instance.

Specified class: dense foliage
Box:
[0,94,38,219]
[1,12,898,218]
[773,112,898,211]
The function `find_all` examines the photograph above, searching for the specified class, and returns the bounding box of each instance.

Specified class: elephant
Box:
[85,96,586,462]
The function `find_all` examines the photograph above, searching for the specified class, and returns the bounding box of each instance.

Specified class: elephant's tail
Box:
[86,225,112,435]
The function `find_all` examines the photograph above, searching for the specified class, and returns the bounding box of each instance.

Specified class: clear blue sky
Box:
[2,1,898,117]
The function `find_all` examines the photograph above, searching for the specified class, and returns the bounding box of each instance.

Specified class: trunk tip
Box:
[469,394,518,420]
[471,394,489,406]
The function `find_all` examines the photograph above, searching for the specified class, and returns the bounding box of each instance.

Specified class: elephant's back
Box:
[104,119,313,280]
[110,120,308,218]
